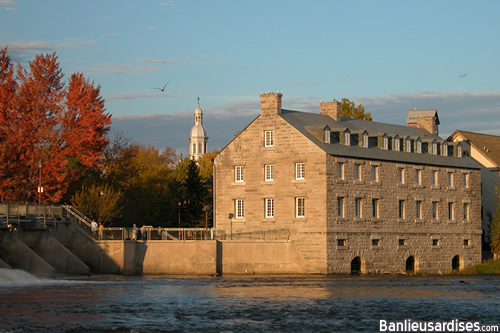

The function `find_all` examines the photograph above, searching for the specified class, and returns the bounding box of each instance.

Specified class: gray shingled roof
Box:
[280,109,480,169]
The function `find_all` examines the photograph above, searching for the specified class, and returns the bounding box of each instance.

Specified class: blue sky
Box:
[1,0,500,157]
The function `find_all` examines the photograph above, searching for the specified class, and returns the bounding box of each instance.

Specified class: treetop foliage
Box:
[339,98,372,121]
[0,47,111,203]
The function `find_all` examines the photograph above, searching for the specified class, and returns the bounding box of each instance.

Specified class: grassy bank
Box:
[451,259,500,274]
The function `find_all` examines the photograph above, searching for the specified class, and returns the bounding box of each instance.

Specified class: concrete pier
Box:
[0,231,55,278]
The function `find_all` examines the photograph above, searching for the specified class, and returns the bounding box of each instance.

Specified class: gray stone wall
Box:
[326,155,482,273]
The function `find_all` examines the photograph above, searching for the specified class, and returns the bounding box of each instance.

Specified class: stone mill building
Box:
[213,92,482,274]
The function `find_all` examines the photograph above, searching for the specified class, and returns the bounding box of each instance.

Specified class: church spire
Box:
[189,98,208,161]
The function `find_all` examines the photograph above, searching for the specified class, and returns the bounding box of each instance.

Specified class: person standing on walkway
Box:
[91,220,98,239]
[99,222,104,240]
[132,224,138,240]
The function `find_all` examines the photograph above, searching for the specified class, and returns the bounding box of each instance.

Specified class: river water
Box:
[0,269,499,332]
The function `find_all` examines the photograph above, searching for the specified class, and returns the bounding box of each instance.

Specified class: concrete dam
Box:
[0,203,305,278]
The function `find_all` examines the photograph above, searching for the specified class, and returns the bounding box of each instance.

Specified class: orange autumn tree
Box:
[0,47,111,203]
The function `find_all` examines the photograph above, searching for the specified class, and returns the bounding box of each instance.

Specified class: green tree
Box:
[490,183,500,258]
[71,184,123,225]
[196,150,219,228]
[340,98,372,121]
[100,143,178,227]
[178,160,206,227]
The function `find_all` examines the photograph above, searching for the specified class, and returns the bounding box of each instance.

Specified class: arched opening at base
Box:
[406,256,416,273]
[452,255,462,271]
[351,256,362,275]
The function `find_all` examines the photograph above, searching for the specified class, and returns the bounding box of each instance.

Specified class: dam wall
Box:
[0,226,308,276]
[97,239,307,275]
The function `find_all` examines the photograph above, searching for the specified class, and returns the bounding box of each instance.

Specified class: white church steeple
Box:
[189,97,208,161]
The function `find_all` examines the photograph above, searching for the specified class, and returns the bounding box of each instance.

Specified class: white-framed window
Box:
[448,202,455,221]
[432,142,438,155]
[265,198,274,218]
[337,197,345,218]
[397,167,405,185]
[405,139,412,152]
[448,172,454,188]
[382,137,388,150]
[362,134,369,148]
[415,169,422,185]
[355,198,362,218]
[442,144,448,156]
[265,164,274,181]
[372,198,379,219]
[264,130,274,147]
[399,200,406,219]
[354,164,362,181]
[416,140,422,153]
[463,173,470,189]
[235,199,244,218]
[323,128,330,144]
[394,138,400,151]
[371,165,379,183]
[296,197,305,218]
[432,201,439,220]
[295,163,305,180]
[337,162,344,180]
[416,200,422,220]
[463,202,470,221]
[457,145,462,158]
[344,132,350,146]
[432,170,438,187]
[235,166,244,183]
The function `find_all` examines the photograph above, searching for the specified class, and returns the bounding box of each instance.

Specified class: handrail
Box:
[61,205,92,235]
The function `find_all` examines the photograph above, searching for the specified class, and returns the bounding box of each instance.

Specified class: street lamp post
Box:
[178,201,182,239]
[38,162,43,205]
[228,213,234,240]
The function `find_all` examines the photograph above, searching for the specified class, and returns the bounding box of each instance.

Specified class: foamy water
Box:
[0,272,499,332]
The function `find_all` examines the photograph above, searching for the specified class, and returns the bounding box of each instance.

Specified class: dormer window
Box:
[344,131,350,146]
[323,127,330,144]
[432,141,438,155]
[394,136,400,151]
[362,133,368,148]
[416,138,422,154]
[442,143,448,156]
[457,144,462,158]
[382,136,388,150]
[405,138,412,152]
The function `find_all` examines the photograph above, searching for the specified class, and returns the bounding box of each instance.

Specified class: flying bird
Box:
[460,73,468,79]
[153,81,170,92]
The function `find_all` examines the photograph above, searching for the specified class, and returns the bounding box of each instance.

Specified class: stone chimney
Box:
[407,109,440,135]
[260,92,282,116]
[320,100,342,121]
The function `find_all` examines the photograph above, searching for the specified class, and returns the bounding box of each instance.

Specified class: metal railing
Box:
[95,227,290,241]
[61,205,92,236]
[1,203,290,242]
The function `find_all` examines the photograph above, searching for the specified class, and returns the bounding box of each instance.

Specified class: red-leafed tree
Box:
[0,47,111,204]
[0,48,18,200]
